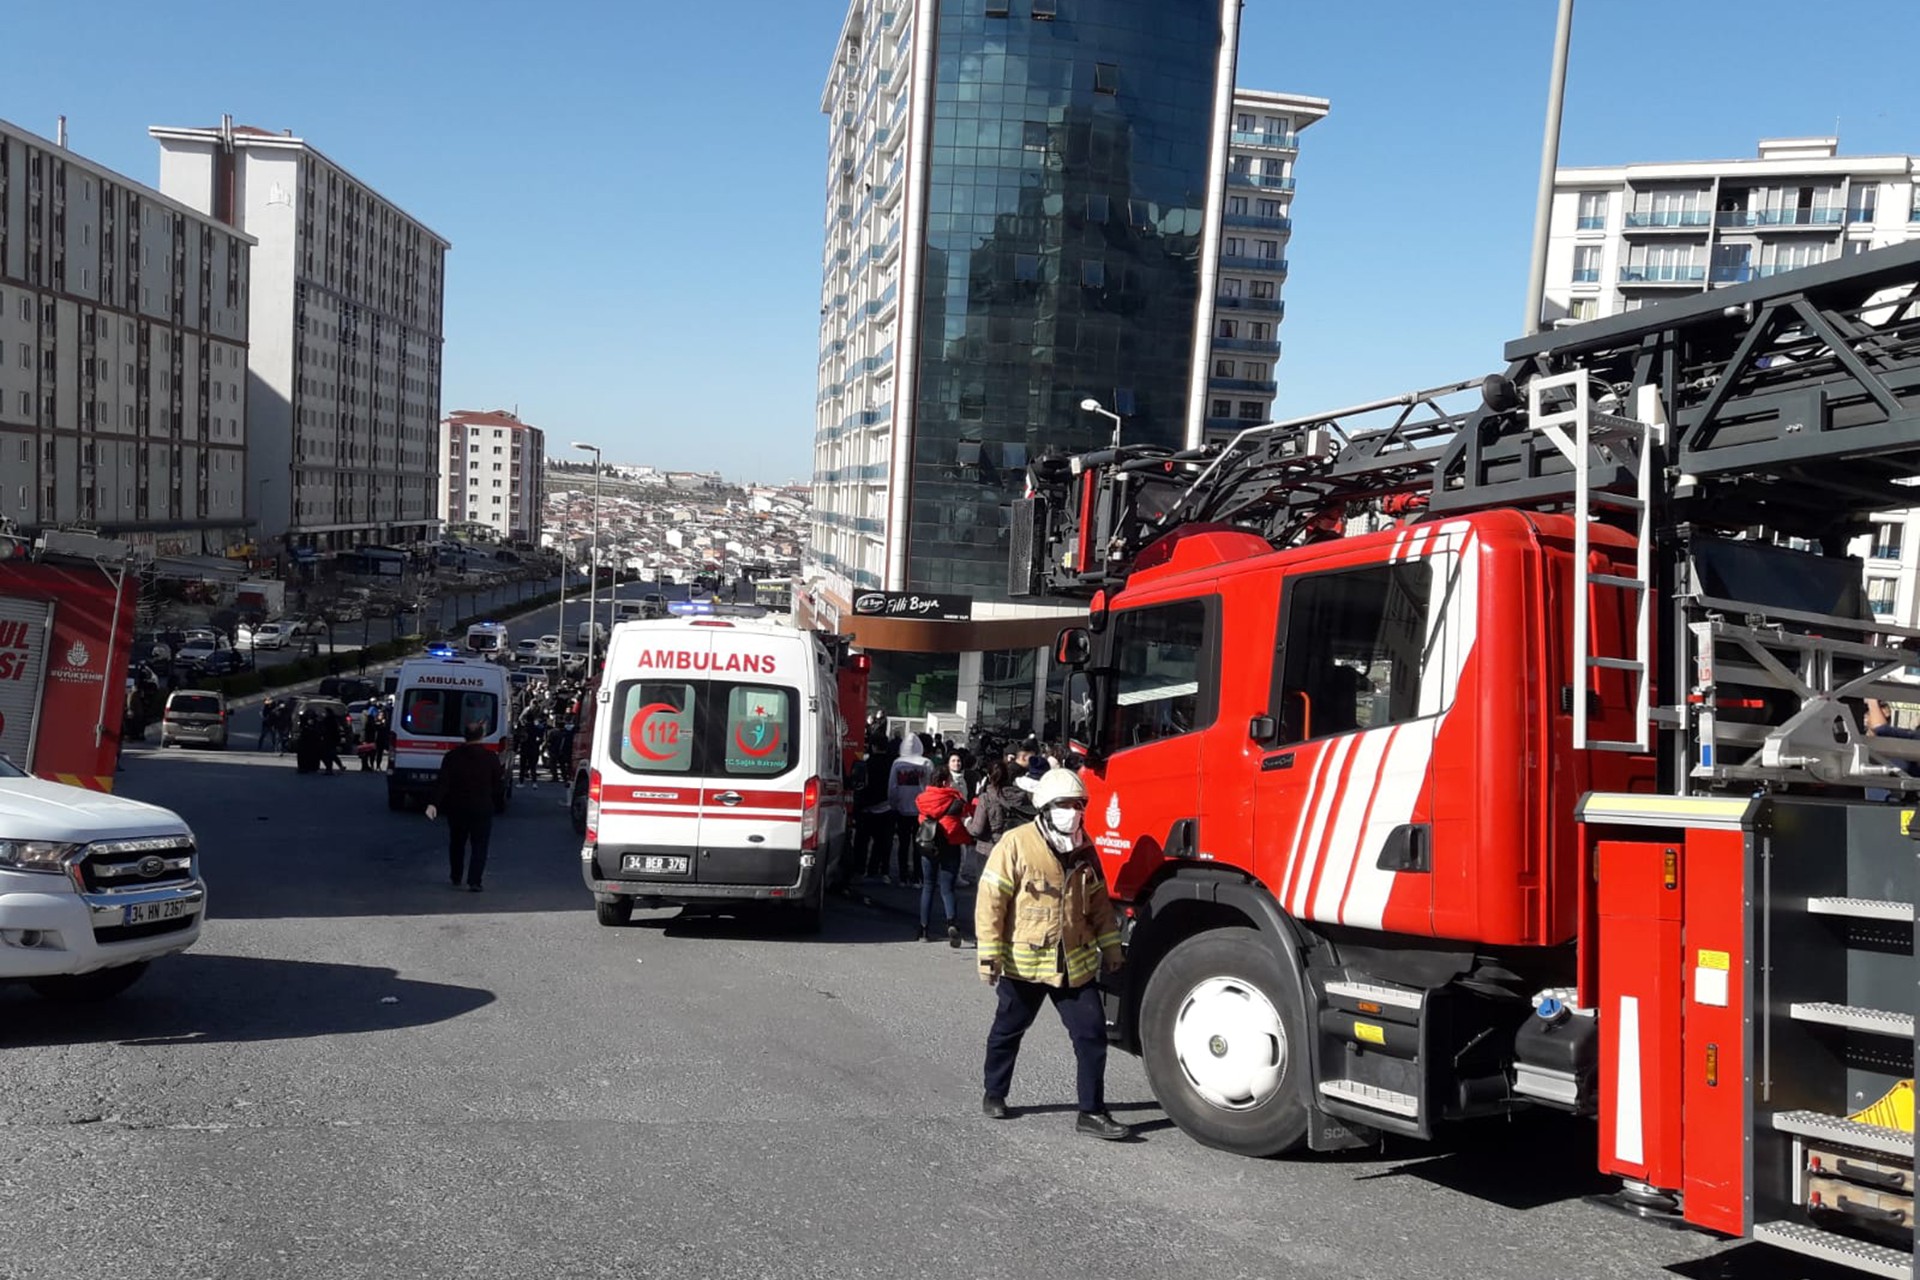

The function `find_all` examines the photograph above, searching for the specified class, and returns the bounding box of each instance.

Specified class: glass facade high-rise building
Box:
[804,0,1325,737]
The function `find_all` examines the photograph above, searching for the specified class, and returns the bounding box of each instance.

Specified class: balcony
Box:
[1230,129,1297,151]
[1210,376,1277,394]
[1212,336,1282,355]
[1709,265,1756,284]
[1624,210,1711,229]
[1576,215,1606,230]
[1222,211,1292,233]
[1619,264,1705,284]
[1219,255,1288,277]
[1227,172,1295,192]
[1571,268,1600,283]
[1215,296,1284,314]
[1716,207,1845,229]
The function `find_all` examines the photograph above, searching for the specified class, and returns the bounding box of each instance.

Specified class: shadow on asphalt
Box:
[1353,1110,1616,1210]
[1665,1241,1859,1279]
[620,902,950,947]
[0,952,493,1046]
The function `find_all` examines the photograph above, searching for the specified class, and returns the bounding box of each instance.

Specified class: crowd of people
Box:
[258,695,397,776]
[509,678,589,785]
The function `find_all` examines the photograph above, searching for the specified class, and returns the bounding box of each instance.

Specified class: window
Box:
[1081,260,1105,287]
[401,689,499,738]
[1249,279,1275,299]
[1250,322,1271,341]
[1257,199,1283,218]
[1031,0,1057,18]
[1211,399,1231,417]
[610,680,797,778]
[1872,522,1905,560]
[1572,245,1601,283]
[1014,254,1039,282]
[1237,401,1264,420]
[1276,562,1434,744]
[1223,236,1244,257]
[1848,186,1878,223]
[1093,62,1118,95]
[1569,298,1598,321]
[1576,191,1606,230]
[1218,278,1242,298]
[1236,114,1255,131]
[1227,195,1247,215]
[1242,362,1268,381]
[1086,193,1108,222]
[1867,577,1898,617]
[1106,601,1213,751]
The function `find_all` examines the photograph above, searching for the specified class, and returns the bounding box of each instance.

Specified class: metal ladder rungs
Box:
[1587,491,1646,512]
[1751,1221,1912,1279]
[1588,573,1646,590]
[1806,896,1916,923]
[1586,656,1646,672]
[1789,1002,1915,1038]
[1772,1109,1915,1157]
[1585,739,1649,752]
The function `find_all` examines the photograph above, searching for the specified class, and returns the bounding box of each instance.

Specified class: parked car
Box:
[161,690,229,749]
[195,649,252,676]
[640,593,668,619]
[537,634,561,655]
[172,636,230,670]
[514,638,544,660]
[250,622,293,650]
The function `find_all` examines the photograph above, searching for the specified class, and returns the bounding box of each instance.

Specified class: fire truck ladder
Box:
[1523,371,1656,753]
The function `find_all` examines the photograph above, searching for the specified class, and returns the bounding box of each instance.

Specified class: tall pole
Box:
[574,443,604,678]
[1523,0,1575,337]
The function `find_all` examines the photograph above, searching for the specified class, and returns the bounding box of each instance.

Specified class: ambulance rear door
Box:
[598,631,709,875]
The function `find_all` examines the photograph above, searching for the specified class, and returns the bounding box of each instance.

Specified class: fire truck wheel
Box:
[595,897,633,927]
[28,962,150,1003]
[1139,931,1308,1156]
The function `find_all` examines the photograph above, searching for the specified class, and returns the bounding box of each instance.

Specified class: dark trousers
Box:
[856,810,892,878]
[983,977,1108,1113]
[919,848,961,928]
[447,810,494,887]
[893,815,922,882]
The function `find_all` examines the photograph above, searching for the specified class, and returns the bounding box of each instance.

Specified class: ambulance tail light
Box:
[801,776,821,851]
[585,768,602,845]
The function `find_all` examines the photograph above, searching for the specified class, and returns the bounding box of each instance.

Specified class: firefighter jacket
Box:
[975,821,1122,988]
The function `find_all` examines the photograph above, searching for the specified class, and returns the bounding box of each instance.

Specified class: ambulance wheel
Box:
[596,897,632,927]
[570,777,588,836]
[29,962,149,1003]
[1139,930,1309,1157]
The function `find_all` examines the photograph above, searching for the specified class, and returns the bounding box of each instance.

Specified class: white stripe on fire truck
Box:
[1277,736,1341,908]
[1288,735,1354,917]
[1338,719,1436,929]
[1324,722,1404,924]
[1308,727,1395,923]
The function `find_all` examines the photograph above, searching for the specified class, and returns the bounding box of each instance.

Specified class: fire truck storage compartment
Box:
[1750,798,1917,1264]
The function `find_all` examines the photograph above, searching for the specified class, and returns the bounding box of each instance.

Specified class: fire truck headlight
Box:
[0,840,86,873]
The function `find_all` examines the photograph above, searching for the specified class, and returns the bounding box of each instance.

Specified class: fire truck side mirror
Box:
[1054,627,1092,668]
[1247,715,1278,745]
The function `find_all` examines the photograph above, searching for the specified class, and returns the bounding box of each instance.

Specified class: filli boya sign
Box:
[850,590,973,622]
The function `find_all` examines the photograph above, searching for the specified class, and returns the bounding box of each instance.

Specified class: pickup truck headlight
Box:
[0,839,86,873]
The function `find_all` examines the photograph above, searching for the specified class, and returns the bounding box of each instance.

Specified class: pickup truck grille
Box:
[79,837,197,893]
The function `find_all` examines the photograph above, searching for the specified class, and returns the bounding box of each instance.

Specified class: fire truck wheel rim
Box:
[1170,975,1286,1111]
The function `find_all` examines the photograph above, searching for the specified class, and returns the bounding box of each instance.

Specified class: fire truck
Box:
[0,529,140,789]
[1011,242,1920,1275]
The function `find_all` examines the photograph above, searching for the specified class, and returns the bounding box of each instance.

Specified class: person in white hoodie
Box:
[887,733,932,886]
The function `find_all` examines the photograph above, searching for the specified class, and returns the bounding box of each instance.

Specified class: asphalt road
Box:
[1,726,1836,1278]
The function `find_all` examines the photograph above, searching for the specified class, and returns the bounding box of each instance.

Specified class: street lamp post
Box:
[573,442,603,677]
[1078,397,1124,450]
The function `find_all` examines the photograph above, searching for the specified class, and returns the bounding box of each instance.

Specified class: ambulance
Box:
[385,655,515,812]
[580,617,850,932]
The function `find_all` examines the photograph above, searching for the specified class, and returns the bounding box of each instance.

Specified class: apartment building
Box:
[1544,137,1920,324]
[801,0,1251,733]
[440,409,545,544]
[1546,138,1920,658]
[149,118,448,554]
[1201,89,1328,443]
[0,117,253,556]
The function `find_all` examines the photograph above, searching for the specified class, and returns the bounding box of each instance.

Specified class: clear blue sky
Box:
[3,1,1913,483]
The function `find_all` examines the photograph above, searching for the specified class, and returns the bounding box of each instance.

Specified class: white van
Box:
[614,600,643,623]
[581,617,847,931]
[464,621,509,661]
[576,620,607,649]
[386,656,515,812]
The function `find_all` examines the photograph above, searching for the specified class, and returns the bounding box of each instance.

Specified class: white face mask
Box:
[1046,806,1083,838]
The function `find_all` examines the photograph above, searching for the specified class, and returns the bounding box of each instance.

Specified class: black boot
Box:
[982,1093,1010,1120]
[915,926,928,942]
[1075,1111,1134,1141]
[947,924,962,948]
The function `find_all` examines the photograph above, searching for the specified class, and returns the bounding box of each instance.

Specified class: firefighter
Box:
[975,767,1132,1141]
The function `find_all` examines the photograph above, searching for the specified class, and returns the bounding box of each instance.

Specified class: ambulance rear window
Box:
[402,689,498,737]
[609,680,799,778]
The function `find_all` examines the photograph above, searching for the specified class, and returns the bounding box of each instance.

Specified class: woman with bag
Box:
[913,765,970,946]
[961,757,1012,887]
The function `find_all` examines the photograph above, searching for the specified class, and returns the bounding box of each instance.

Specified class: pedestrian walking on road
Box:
[887,733,931,886]
[425,719,507,892]
[975,767,1132,1141]
[318,708,346,774]
[258,698,281,752]
[913,766,969,946]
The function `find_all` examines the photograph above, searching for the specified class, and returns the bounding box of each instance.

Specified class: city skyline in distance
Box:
[1,1,1913,484]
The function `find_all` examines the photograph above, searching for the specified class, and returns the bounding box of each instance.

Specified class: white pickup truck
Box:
[0,755,205,1000]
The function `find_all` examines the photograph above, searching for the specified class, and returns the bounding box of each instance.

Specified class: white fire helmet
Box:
[1031,767,1087,811]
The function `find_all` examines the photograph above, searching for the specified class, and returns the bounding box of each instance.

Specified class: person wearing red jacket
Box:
[914,766,969,946]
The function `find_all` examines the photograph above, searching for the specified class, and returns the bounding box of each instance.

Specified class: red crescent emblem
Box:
[733,721,782,758]
[628,703,682,761]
